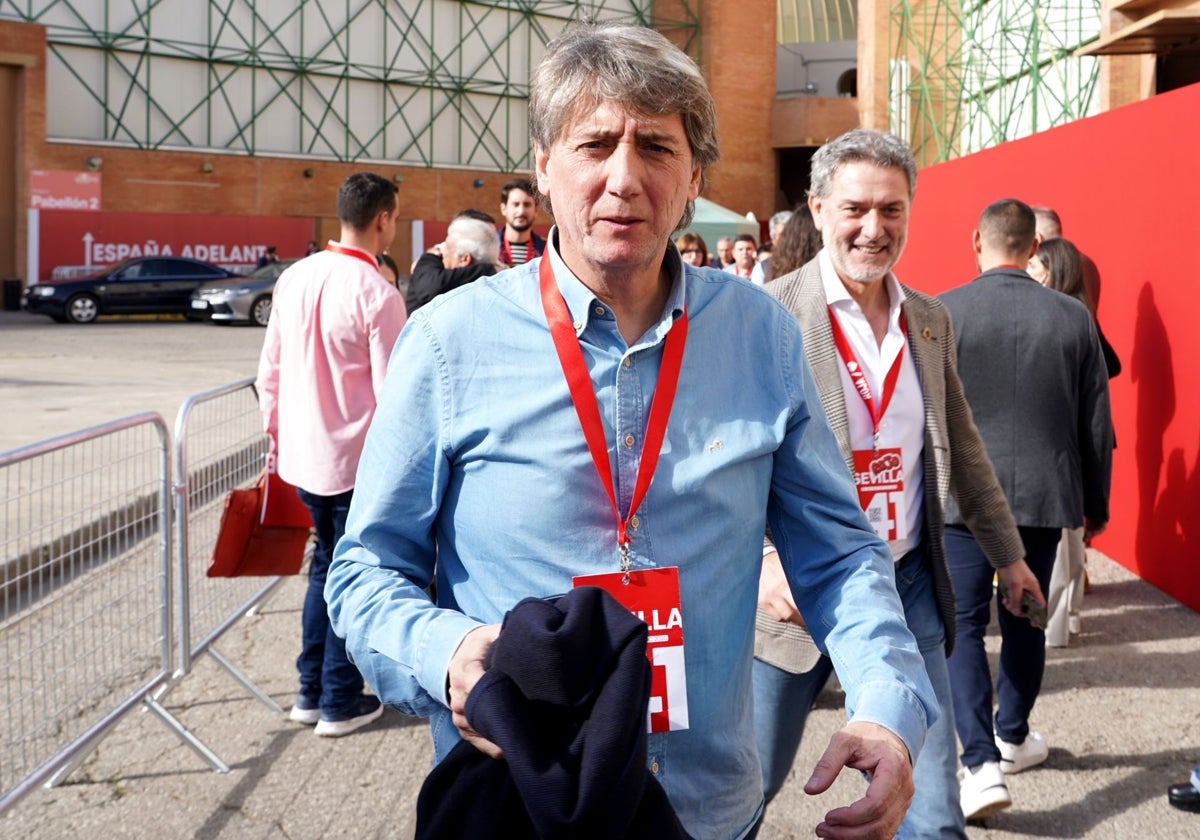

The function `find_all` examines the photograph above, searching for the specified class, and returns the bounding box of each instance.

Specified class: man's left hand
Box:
[804,721,914,839]
[1083,516,1107,541]
[758,550,805,625]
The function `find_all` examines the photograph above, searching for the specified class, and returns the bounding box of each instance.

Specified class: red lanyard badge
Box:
[574,565,689,732]
[325,242,381,272]
[538,255,688,581]
[827,306,907,451]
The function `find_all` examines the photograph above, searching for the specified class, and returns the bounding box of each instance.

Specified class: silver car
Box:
[190,258,298,326]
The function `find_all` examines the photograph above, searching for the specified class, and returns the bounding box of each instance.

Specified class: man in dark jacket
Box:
[406,214,500,313]
[939,198,1112,818]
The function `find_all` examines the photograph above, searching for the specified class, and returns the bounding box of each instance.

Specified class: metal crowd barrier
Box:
[0,380,305,815]
[170,377,287,741]
[0,414,182,812]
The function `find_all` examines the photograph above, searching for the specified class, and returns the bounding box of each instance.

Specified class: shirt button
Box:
[630,515,640,529]
[594,305,605,315]
[650,760,659,775]
[623,357,631,368]
[624,434,635,448]
[573,320,583,330]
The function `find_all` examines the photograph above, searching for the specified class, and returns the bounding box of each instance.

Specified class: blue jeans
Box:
[945,524,1059,768]
[753,544,965,839]
[296,488,365,717]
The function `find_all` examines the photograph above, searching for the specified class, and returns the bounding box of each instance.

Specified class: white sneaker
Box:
[287,696,320,725]
[996,730,1049,774]
[959,761,1012,820]
[314,695,384,737]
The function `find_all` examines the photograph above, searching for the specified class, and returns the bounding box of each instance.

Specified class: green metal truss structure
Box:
[0,0,700,173]
[777,0,857,43]
[887,0,1102,164]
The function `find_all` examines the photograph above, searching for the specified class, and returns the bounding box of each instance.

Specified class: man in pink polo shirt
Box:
[256,172,407,736]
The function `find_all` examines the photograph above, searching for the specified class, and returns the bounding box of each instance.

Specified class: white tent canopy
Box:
[677,197,759,256]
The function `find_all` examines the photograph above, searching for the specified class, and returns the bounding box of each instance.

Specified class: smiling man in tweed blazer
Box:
[752,129,1044,836]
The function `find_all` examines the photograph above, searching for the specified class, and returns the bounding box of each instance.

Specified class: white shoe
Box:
[287,696,320,725]
[314,695,384,737]
[1068,614,1082,635]
[959,761,1012,820]
[996,730,1049,774]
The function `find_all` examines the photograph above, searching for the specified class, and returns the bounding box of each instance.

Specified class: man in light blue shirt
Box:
[327,23,937,840]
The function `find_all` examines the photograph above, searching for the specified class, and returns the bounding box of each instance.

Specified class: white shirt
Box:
[750,259,767,286]
[819,249,925,560]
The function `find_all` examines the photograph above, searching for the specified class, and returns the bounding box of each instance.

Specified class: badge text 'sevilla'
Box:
[635,608,683,631]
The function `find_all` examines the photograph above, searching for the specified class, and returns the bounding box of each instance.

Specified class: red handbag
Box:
[207,453,312,577]
[260,452,314,528]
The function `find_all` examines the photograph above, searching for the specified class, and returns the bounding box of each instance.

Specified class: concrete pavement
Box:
[0,310,266,452]
[1,310,1198,838]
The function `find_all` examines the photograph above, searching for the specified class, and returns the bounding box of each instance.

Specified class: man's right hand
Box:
[447,623,502,758]
[759,550,806,626]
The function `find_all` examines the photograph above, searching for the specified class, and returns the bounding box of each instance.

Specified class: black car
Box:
[23,257,241,323]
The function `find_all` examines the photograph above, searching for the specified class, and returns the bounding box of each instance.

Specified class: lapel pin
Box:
[922,327,933,341]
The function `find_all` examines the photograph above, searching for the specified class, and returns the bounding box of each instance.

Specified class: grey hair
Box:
[448,217,501,268]
[769,210,794,232]
[809,129,917,200]
[529,22,720,231]
[1031,205,1063,238]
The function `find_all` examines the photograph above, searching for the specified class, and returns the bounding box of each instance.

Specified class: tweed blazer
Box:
[755,257,1024,670]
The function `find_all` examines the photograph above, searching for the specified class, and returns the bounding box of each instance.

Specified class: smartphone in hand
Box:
[1020,590,1047,629]
[999,579,1047,629]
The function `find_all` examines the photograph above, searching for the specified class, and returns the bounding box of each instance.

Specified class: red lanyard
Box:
[827,305,907,450]
[325,242,380,272]
[538,255,688,576]
[500,236,538,266]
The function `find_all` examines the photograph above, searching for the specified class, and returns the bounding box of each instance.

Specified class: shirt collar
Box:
[326,240,377,263]
[544,225,686,343]
[817,248,907,323]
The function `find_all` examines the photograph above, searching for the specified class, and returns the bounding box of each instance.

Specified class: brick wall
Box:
[700,0,778,219]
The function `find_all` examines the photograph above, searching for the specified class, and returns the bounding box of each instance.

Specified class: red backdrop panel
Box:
[35,211,314,280]
[895,82,1200,612]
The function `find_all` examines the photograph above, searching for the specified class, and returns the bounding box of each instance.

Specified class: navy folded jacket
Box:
[415,586,691,839]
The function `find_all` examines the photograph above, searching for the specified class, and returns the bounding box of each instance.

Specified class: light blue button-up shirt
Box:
[328,232,936,839]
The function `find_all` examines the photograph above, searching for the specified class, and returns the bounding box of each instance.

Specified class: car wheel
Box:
[250,295,272,327]
[66,294,99,324]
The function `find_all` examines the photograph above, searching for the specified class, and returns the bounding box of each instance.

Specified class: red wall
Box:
[896,82,1200,612]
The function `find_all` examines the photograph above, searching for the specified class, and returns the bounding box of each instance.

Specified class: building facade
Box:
[1,0,1195,284]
